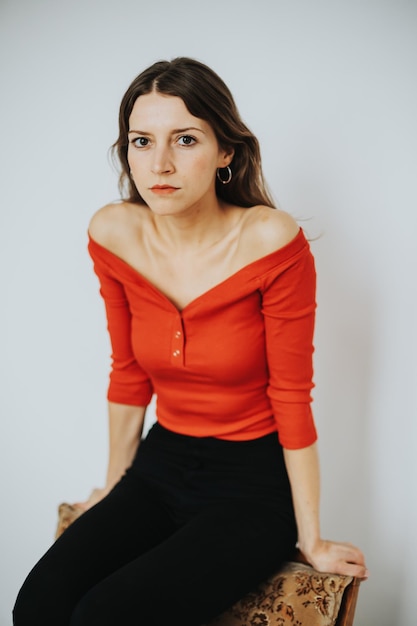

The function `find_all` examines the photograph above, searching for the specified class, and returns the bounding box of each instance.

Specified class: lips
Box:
[150,185,179,195]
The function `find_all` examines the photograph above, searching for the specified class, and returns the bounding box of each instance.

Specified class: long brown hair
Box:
[112,57,276,208]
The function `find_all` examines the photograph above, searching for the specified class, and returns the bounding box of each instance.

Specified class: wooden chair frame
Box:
[335,576,360,626]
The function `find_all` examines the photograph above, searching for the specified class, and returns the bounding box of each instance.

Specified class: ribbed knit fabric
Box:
[88,228,317,449]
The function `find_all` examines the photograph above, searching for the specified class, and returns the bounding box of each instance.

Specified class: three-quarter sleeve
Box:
[88,239,154,406]
[260,240,317,449]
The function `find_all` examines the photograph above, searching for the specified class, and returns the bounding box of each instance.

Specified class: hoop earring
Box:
[216,166,232,185]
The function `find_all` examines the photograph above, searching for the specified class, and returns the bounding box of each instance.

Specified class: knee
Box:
[13,578,42,626]
[12,590,27,626]
[68,600,90,626]
[13,567,73,626]
[70,591,116,626]
[13,571,43,626]
[69,597,114,626]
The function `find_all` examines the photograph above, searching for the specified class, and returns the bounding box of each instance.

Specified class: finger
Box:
[334,560,369,579]
[72,501,90,512]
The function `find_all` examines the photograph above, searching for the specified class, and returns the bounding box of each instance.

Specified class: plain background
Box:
[1,0,416,624]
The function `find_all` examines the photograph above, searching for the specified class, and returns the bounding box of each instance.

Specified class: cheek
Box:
[126,150,136,176]
[188,154,218,182]
[128,155,147,187]
[127,147,140,170]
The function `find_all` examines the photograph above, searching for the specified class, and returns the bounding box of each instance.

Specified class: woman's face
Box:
[127,91,232,216]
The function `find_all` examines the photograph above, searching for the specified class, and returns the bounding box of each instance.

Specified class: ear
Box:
[218,146,235,168]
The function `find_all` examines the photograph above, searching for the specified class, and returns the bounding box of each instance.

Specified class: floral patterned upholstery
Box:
[207,561,355,626]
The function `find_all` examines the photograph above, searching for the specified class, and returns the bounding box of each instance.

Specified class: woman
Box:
[13,57,367,626]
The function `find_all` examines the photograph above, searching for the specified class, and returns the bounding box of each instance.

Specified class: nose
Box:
[151,144,174,175]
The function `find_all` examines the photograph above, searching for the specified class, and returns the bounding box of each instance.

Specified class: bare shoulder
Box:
[240,206,300,259]
[88,202,146,250]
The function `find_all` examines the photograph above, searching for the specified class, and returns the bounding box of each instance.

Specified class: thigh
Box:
[13,472,176,626]
[70,498,297,626]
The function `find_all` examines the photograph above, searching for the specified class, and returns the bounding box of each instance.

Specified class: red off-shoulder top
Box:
[88,228,317,449]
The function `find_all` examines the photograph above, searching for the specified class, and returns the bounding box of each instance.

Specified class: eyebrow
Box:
[128,126,206,135]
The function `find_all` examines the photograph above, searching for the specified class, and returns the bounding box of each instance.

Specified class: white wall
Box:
[1,1,416,624]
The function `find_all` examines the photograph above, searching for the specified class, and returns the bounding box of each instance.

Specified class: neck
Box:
[152,200,234,253]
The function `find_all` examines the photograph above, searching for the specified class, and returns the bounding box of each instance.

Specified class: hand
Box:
[73,487,110,512]
[300,539,369,580]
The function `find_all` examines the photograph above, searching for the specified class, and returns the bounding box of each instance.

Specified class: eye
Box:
[131,136,150,148]
[178,135,196,146]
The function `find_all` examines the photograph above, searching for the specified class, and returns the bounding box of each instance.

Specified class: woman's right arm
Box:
[77,401,146,511]
[77,207,154,510]
[104,401,146,493]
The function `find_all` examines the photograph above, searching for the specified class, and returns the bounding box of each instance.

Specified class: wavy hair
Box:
[112,57,275,208]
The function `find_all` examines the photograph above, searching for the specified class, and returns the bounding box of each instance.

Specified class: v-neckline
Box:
[88,228,304,313]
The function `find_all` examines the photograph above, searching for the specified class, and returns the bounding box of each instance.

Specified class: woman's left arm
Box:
[257,212,368,579]
[284,443,369,578]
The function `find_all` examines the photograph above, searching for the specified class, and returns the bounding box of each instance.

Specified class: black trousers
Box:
[13,423,297,626]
